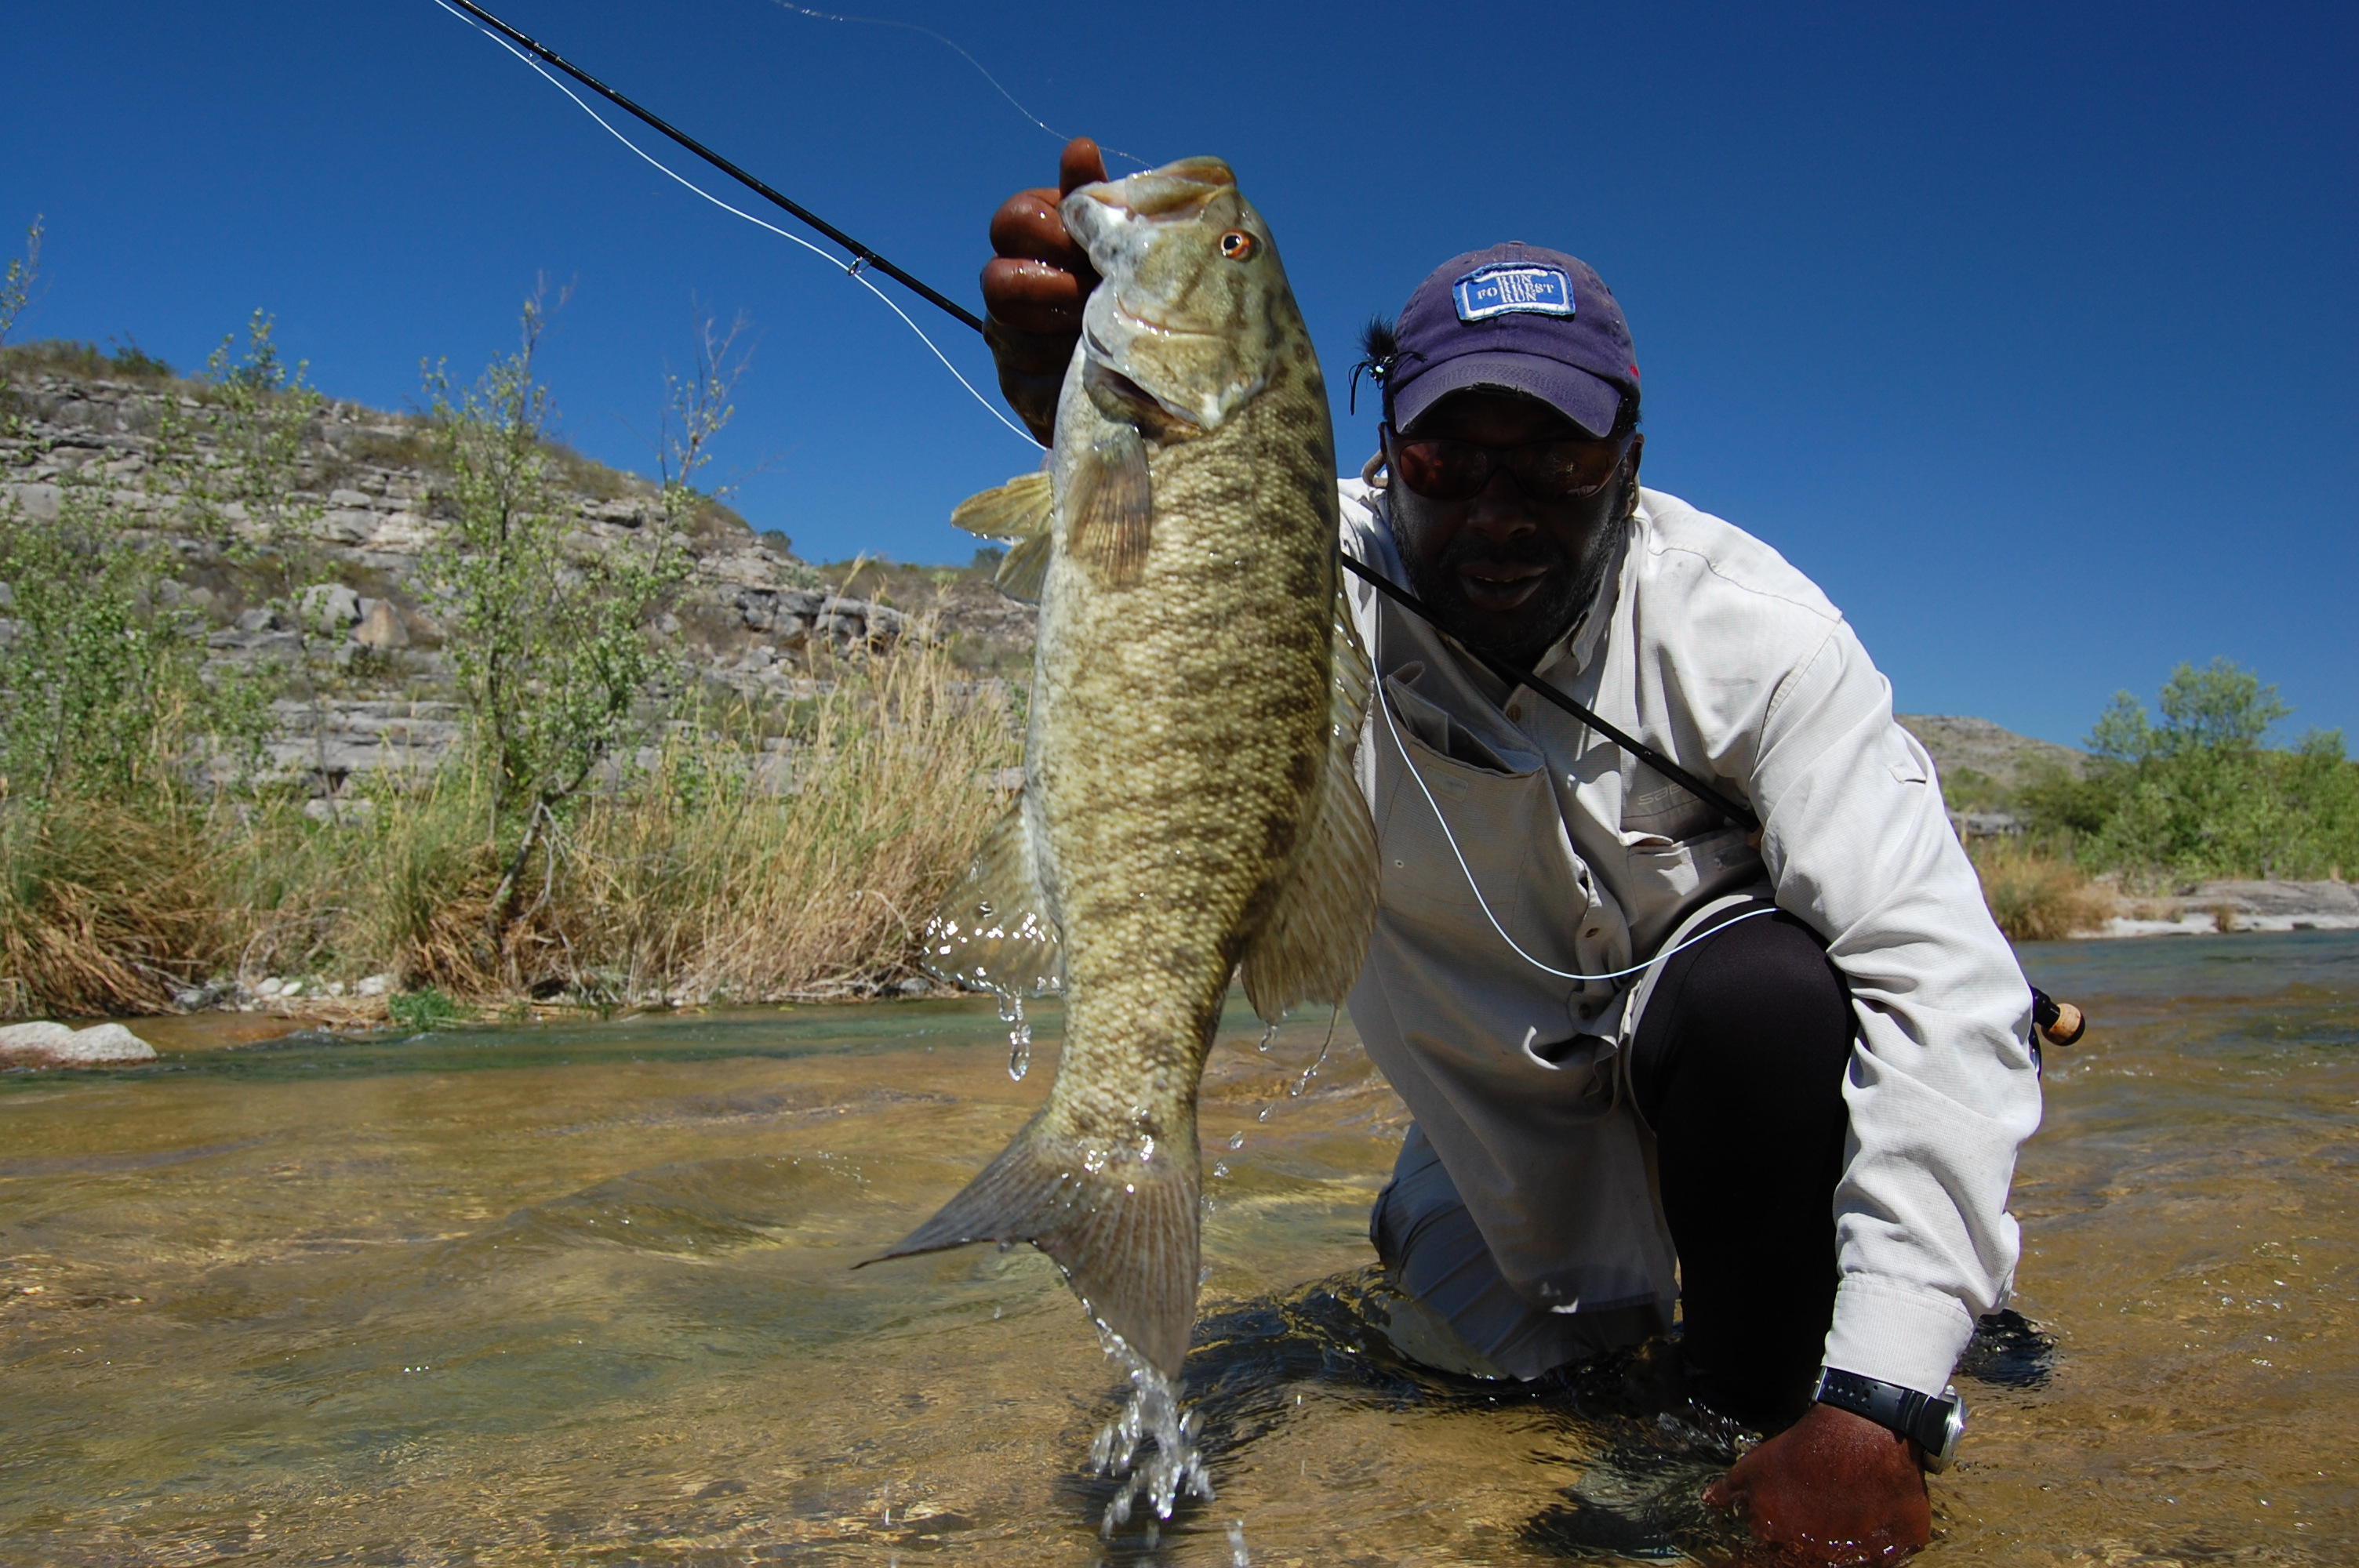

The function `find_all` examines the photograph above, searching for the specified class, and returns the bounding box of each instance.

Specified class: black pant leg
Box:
[1628,906,1854,1432]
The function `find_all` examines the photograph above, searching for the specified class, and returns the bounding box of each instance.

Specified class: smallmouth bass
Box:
[868,156,1377,1377]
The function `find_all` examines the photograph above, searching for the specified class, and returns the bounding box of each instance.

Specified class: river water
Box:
[2,931,2353,1565]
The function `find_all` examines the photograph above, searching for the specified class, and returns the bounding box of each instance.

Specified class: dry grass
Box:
[0,794,234,1015]
[0,645,1018,1018]
[1970,840,2116,942]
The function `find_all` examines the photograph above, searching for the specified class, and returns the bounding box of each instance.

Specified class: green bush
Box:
[2020,659,2359,883]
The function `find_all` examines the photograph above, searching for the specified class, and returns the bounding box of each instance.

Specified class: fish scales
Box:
[871,156,1378,1377]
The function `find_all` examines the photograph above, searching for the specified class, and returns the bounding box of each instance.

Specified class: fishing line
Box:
[765,2,1147,169]
[429,0,1034,445]
[1376,676,1775,984]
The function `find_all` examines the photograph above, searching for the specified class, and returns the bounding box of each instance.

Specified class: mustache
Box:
[1434,532,1576,575]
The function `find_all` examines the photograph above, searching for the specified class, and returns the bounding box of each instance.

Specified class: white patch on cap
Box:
[1453,264,1575,322]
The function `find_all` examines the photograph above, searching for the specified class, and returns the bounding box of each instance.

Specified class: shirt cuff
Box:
[1821,1274,1977,1396]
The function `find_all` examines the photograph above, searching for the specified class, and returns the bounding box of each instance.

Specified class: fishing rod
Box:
[1336,553,1761,835]
[443,5,2085,1048]
[1343,551,2085,1047]
[438,0,986,335]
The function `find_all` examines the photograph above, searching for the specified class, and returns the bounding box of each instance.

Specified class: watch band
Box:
[1811,1367,1966,1472]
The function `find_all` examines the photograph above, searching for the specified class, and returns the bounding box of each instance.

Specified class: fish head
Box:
[1063,157,1295,432]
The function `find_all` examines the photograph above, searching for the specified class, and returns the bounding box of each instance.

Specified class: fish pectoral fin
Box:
[921,800,1063,999]
[1067,427,1153,588]
[862,1110,1202,1379]
[951,470,1054,539]
[1241,579,1380,1022]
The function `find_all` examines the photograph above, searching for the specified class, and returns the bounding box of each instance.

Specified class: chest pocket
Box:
[1613,769,1757,955]
[1376,673,1590,967]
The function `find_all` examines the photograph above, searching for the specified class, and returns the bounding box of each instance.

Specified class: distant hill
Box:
[1897,713,2085,822]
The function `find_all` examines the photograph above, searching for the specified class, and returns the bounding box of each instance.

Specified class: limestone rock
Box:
[354,600,409,648]
[0,1020,158,1066]
[300,583,362,627]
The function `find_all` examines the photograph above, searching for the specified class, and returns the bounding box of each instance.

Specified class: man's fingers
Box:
[981,257,1091,336]
[1058,136,1109,196]
[989,189,1086,267]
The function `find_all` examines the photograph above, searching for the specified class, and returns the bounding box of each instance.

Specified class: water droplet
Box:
[1255,1022,1278,1052]
[1227,1130,1245,1149]
[1228,1519,1252,1566]
[1212,1161,1229,1178]
[1089,1334,1215,1537]
[1008,1020,1033,1080]
[1256,1105,1273,1122]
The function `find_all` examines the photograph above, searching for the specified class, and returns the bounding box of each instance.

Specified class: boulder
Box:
[354,600,409,649]
[0,1020,158,1066]
[300,583,363,628]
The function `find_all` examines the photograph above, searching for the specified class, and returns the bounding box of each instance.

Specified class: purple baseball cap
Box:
[1387,242,1639,439]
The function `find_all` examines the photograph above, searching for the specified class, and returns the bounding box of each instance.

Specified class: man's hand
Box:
[1703,1403,1931,1566]
[981,136,1107,445]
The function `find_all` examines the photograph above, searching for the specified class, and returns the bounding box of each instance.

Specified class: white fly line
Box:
[1376,677,1775,984]
[430,0,1037,448]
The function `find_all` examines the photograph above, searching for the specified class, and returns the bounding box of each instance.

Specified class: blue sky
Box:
[3,2,2352,746]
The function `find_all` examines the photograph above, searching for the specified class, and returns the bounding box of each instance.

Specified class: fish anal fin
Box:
[1067,429,1152,588]
[922,800,1063,999]
[951,470,1054,540]
[1241,581,1379,1022]
[863,1110,1202,1378]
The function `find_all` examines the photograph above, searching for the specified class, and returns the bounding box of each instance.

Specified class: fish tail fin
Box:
[864,1110,1201,1378]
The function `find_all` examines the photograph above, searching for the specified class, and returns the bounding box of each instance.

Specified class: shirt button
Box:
[1507,702,1523,721]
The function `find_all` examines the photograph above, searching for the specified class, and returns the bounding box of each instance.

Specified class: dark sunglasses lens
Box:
[1394,439,1488,499]
[1507,441,1617,499]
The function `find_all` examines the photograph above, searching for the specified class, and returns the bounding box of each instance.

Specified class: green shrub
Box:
[387,985,460,1033]
[2020,659,2359,882]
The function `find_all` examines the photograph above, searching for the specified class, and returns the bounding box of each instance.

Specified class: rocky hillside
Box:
[1897,713,2085,836]
[0,353,966,783]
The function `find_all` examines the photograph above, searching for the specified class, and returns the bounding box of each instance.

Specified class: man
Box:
[982,140,2042,1560]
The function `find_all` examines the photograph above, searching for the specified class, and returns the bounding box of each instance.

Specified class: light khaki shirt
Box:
[1341,478,2043,1396]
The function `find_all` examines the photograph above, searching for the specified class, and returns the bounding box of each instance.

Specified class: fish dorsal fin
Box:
[951,471,1058,606]
[1066,427,1152,588]
[1240,579,1379,1022]
[951,470,1053,539]
[921,797,1063,1000]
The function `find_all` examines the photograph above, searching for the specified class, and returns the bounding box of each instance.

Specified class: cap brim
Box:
[1391,351,1623,438]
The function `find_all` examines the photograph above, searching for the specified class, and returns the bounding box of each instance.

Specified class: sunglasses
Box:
[1384,424,1633,503]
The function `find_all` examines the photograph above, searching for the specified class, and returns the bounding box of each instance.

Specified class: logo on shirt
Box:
[1453,264,1575,322]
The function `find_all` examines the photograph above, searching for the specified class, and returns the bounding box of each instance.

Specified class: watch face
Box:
[1925,1395,1967,1473]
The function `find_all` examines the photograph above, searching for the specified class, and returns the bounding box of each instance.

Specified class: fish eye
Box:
[1218,230,1257,261]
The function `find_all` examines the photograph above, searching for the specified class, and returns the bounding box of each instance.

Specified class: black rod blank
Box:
[1338,552,1762,834]
[441,0,987,334]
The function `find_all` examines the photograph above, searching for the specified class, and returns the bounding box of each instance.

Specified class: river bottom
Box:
[1,931,2354,1563]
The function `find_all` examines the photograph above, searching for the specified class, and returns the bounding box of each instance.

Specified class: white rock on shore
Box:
[0,1020,159,1067]
[2085,879,2359,938]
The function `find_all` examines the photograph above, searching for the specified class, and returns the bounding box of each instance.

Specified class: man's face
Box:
[1385,390,1641,667]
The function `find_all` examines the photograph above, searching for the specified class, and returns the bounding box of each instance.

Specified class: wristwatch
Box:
[1810,1367,1967,1472]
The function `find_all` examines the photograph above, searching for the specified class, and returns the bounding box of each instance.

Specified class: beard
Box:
[1399,506,1627,670]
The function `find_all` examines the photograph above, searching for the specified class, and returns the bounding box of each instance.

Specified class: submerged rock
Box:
[0,1020,158,1066]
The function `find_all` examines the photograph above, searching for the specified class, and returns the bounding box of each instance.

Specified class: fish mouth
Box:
[1106,297,1219,343]
[1084,356,1201,429]
[1083,158,1234,220]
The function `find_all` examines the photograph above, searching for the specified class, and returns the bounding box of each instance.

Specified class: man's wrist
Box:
[1810,1366,1966,1472]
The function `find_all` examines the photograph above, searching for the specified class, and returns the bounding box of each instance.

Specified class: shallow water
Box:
[1,931,2353,1564]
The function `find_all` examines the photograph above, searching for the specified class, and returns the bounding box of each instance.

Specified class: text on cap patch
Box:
[1453,264,1575,323]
